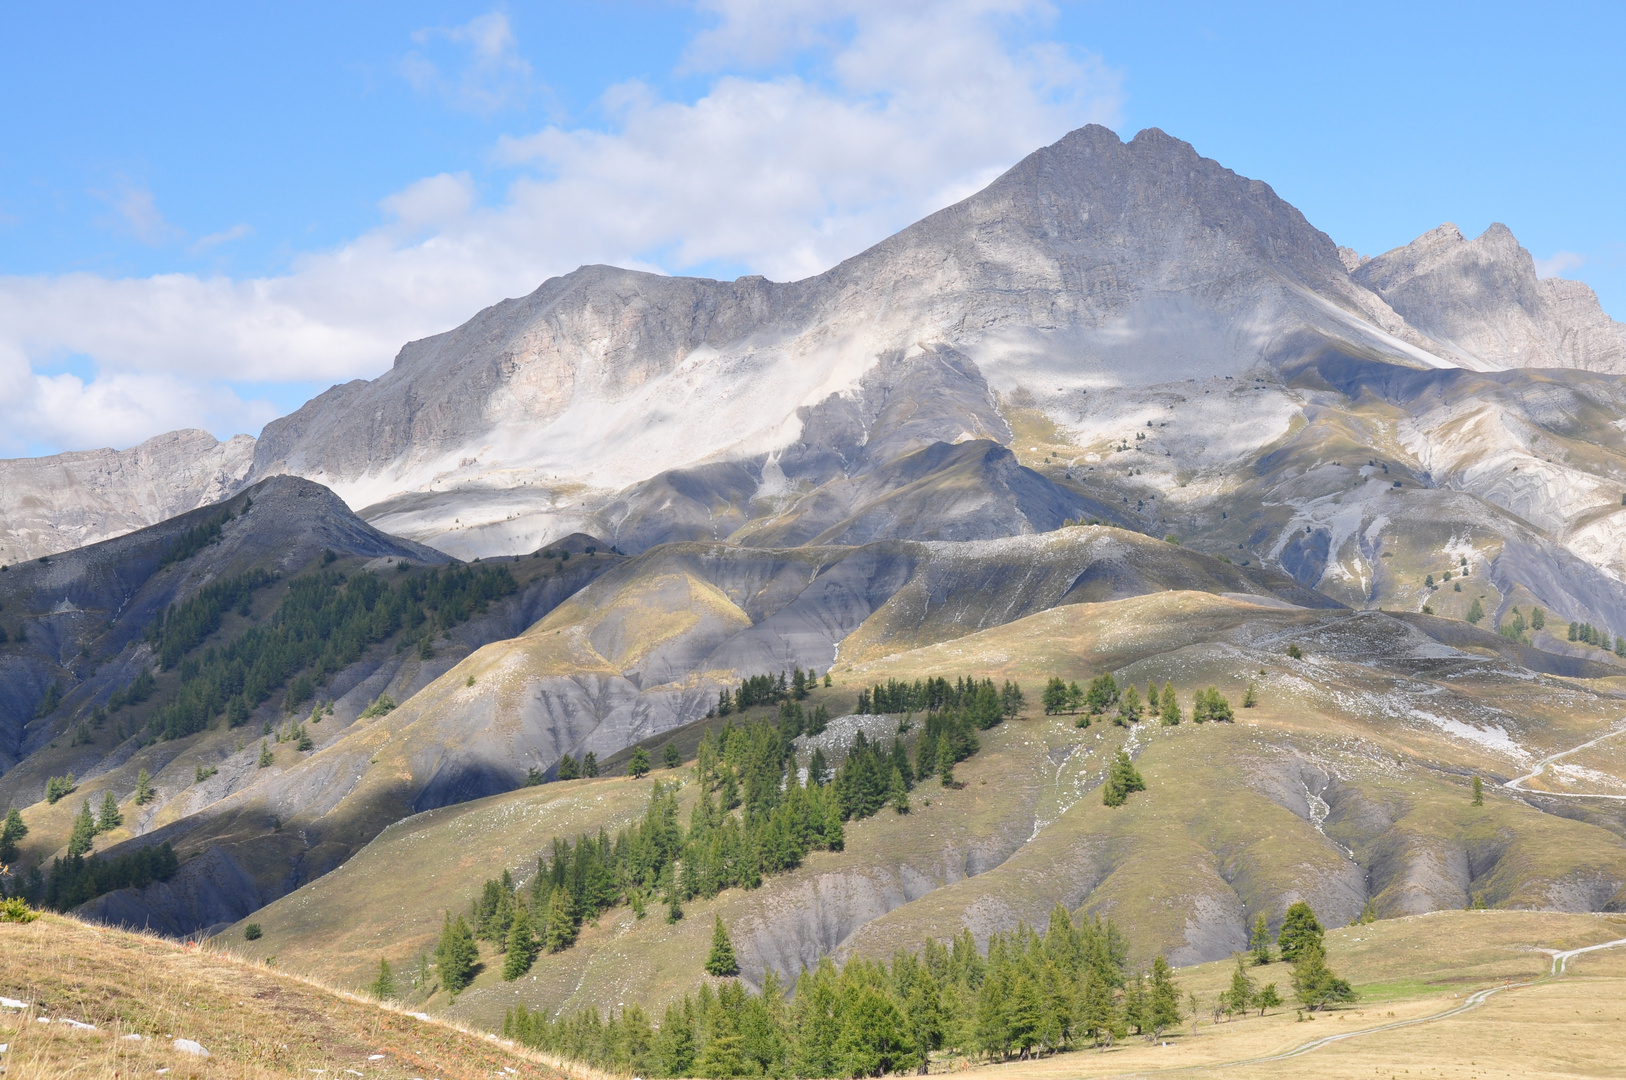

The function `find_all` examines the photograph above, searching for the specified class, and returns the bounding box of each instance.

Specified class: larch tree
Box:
[98,789,123,831]
[1248,913,1272,965]
[1275,901,1324,963]
[706,915,740,977]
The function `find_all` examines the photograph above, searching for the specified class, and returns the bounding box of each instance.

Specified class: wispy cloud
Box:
[0,0,1120,454]
[94,178,184,246]
[402,11,536,115]
[188,223,254,254]
[1534,250,1586,278]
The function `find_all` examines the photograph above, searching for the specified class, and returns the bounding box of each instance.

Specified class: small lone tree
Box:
[1223,957,1257,1018]
[1242,681,1258,708]
[582,752,599,777]
[98,789,123,831]
[1466,597,1484,625]
[1248,913,1272,965]
[369,958,396,999]
[706,916,740,977]
[258,741,274,768]
[134,768,155,805]
[1148,955,1182,1037]
[67,800,97,856]
[1276,901,1324,963]
[1290,940,1354,1010]
[663,743,683,769]
[1102,748,1146,807]
[1472,775,1484,805]
[1254,983,1282,1015]
[0,807,27,862]
[628,746,652,779]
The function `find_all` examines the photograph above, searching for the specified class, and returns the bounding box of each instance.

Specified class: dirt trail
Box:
[1215,935,1626,1068]
[1504,722,1626,800]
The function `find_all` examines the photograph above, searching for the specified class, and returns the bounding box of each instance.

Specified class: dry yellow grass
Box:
[0,912,604,1080]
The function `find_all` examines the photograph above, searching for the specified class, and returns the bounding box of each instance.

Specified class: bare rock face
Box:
[0,430,254,563]
[1353,222,1626,371]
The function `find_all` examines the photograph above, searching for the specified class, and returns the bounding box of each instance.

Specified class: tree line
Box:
[1041,673,1239,725]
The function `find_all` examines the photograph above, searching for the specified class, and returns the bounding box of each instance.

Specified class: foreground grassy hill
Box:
[0,911,580,1080]
[10,906,1626,1078]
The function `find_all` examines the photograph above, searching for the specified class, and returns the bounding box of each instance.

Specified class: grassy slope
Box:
[0,912,580,1080]
[222,590,1626,1036]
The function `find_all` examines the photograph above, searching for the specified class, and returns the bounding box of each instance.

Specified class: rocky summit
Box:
[5,124,1626,1074]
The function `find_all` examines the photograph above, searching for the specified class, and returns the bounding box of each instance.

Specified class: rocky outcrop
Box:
[1353,223,1626,372]
[0,429,254,563]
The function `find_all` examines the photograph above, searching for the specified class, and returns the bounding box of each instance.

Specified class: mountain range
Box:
[4,124,1626,1019]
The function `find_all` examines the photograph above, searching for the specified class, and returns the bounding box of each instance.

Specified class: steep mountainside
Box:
[1354,223,1626,372]
[0,429,253,564]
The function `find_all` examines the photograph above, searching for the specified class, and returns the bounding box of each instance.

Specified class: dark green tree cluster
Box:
[156,507,234,569]
[716,667,818,716]
[143,569,274,669]
[504,905,1180,1076]
[0,807,27,863]
[1189,687,1234,723]
[135,563,516,741]
[1568,619,1626,655]
[37,842,178,911]
[33,681,64,719]
[856,676,1020,723]
[44,774,76,804]
[556,752,599,780]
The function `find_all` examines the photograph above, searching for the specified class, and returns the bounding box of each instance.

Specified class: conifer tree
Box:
[67,800,97,856]
[557,754,580,780]
[1276,901,1324,963]
[938,735,956,787]
[1223,957,1256,1018]
[1253,982,1282,1015]
[545,887,577,952]
[1115,684,1142,726]
[583,752,598,777]
[1102,748,1146,807]
[1160,681,1181,725]
[504,907,538,980]
[706,915,740,976]
[1472,775,1484,805]
[809,746,830,786]
[663,742,683,769]
[98,789,123,831]
[435,913,478,994]
[134,768,155,805]
[369,957,396,999]
[1466,597,1484,624]
[258,741,274,768]
[1248,913,1272,965]
[1242,681,1258,708]
[1290,940,1354,1009]
[1148,956,1182,1037]
[629,746,651,778]
[0,806,26,863]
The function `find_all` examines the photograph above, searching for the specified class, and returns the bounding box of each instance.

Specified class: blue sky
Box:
[1,1,1622,455]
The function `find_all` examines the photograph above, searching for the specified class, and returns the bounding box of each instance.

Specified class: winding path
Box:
[1211,935,1626,1069]
[1503,723,1626,800]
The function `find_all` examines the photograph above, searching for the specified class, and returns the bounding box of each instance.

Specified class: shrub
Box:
[1,897,40,923]
[244,923,263,940]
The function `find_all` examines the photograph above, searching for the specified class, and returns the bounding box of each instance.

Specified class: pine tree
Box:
[1248,913,1272,965]
[258,741,274,768]
[134,768,155,805]
[0,807,27,863]
[583,752,598,777]
[557,754,581,780]
[1290,940,1353,1009]
[706,915,740,977]
[98,789,123,831]
[504,908,538,980]
[1114,684,1142,726]
[1242,681,1258,708]
[1102,748,1146,807]
[67,800,97,856]
[435,914,478,995]
[1276,901,1324,963]
[1160,681,1181,725]
[629,747,651,778]
[1472,775,1484,806]
[368,957,396,999]
[1147,956,1182,1037]
[544,887,577,952]
[1466,597,1484,624]
[1223,957,1256,1018]
[663,742,683,769]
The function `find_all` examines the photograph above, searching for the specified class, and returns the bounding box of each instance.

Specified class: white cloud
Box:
[0,0,1120,455]
[403,12,536,115]
[1534,250,1586,278]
